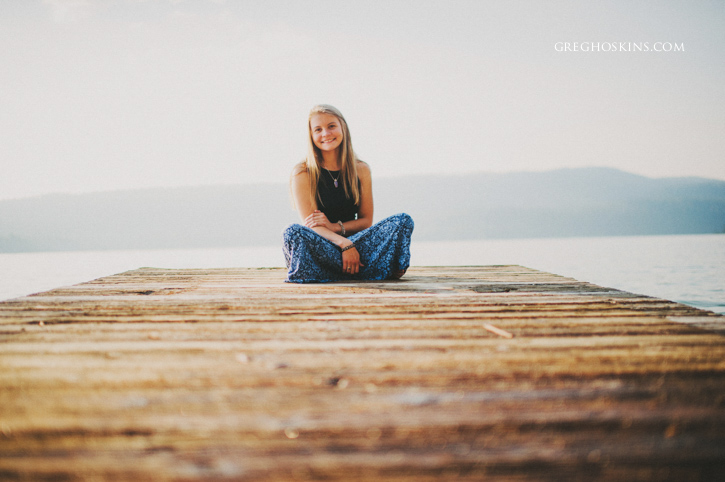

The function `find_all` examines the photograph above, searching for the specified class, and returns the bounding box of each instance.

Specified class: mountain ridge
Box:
[1,167,723,253]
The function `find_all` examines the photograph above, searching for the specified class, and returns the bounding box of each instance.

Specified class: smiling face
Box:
[310,113,344,154]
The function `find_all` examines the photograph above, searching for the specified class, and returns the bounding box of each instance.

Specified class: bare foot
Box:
[390,269,406,280]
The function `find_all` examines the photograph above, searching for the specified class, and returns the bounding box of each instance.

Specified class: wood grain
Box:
[1,266,724,481]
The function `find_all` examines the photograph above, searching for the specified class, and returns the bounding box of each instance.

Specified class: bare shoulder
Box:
[356,159,371,179]
[291,161,309,178]
[290,162,311,197]
[291,162,311,187]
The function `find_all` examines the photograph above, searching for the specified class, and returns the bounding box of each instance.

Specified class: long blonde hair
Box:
[294,104,360,209]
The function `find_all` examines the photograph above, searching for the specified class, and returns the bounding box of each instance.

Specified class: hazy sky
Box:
[2,0,724,200]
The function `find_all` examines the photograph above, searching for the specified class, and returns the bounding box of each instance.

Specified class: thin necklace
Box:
[325,168,340,188]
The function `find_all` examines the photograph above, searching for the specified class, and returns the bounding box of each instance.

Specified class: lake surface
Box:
[1,234,723,314]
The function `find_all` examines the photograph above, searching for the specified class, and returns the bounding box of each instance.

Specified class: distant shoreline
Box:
[1,167,724,254]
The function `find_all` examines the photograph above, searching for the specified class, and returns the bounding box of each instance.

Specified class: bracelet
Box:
[340,242,355,252]
[337,220,346,237]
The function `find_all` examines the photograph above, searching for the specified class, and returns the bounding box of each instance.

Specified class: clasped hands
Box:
[304,210,363,275]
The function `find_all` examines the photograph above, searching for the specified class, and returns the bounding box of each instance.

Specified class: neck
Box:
[320,149,341,170]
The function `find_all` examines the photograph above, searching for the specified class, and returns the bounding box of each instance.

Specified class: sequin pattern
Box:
[283,213,414,283]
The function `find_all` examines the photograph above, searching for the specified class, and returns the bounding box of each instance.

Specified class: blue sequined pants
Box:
[283,213,414,283]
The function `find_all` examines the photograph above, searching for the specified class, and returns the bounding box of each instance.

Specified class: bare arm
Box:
[291,170,349,248]
[346,161,373,235]
[291,162,373,274]
[291,161,373,241]
[300,161,373,237]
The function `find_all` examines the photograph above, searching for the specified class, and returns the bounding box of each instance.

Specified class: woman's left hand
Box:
[304,210,335,231]
[341,245,363,275]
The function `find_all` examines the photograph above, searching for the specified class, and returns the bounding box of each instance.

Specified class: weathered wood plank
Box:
[1,266,724,481]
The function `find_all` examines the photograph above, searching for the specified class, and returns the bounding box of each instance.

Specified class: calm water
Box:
[1,234,723,314]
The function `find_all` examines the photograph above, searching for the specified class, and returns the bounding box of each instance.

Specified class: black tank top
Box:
[317,169,359,223]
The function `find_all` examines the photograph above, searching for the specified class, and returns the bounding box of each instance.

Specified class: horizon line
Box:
[4,166,724,202]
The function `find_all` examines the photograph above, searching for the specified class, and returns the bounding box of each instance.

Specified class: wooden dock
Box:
[1,266,724,481]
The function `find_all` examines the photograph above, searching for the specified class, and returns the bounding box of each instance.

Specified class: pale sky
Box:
[2,0,724,200]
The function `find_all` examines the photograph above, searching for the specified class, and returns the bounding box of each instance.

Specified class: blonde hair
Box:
[294,104,360,209]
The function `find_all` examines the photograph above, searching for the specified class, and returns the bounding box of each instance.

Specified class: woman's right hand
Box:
[341,244,363,275]
[304,210,335,231]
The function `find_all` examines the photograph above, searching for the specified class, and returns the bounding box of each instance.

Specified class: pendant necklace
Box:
[326,169,340,188]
